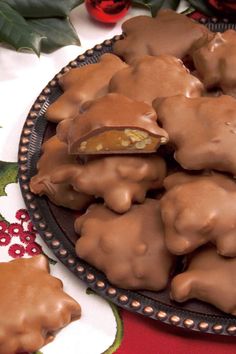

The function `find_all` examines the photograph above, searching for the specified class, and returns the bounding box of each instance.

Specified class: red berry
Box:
[8,244,25,258]
[0,232,11,246]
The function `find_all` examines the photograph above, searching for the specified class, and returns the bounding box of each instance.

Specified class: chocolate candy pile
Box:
[30,9,236,317]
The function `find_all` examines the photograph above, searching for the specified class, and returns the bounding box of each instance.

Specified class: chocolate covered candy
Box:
[30,135,93,210]
[154,95,236,175]
[192,30,236,97]
[113,9,210,63]
[171,245,236,315]
[161,172,236,256]
[46,54,127,122]
[109,55,203,104]
[75,200,175,290]
[57,93,168,154]
[51,154,166,213]
[0,255,81,354]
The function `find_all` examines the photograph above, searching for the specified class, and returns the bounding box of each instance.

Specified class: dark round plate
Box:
[18,18,236,337]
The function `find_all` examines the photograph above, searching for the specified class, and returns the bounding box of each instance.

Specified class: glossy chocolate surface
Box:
[171,245,236,315]
[51,154,166,213]
[46,53,127,122]
[30,135,93,210]
[113,9,210,63]
[75,200,175,290]
[161,171,236,256]
[0,255,81,354]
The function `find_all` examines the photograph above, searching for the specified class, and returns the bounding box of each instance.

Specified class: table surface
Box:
[1,3,236,354]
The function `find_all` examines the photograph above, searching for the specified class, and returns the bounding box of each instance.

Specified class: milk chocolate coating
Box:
[192,31,236,97]
[0,255,81,354]
[171,245,236,316]
[113,9,210,64]
[51,154,166,214]
[109,55,204,104]
[154,95,236,175]
[30,135,93,210]
[161,172,236,256]
[46,54,127,123]
[57,93,168,155]
[75,200,175,290]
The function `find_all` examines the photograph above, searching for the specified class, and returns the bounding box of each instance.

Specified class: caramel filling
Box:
[76,129,165,153]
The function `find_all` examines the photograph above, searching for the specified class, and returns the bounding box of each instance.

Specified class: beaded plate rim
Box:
[18,22,236,337]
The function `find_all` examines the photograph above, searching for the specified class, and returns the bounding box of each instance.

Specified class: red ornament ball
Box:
[85,0,131,23]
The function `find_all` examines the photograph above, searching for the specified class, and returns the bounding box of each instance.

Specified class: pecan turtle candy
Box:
[113,9,210,63]
[109,55,204,104]
[171,245,236,316]
[0,255,81,354]
[191,30,236,97]
[30,135,93,210]
[154,94,236,176]
[161,171,236,257]
[46,53,127,123]
[75,200,176,290]
[51,154,166,214]
[57,93,168,155]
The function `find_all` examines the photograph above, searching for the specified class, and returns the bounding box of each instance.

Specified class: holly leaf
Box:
[0,2,43,55]
[2,0,84,18]
[27,17,80,53]
[132,0,180,17]
[187,0,215,16]
[0,212,9,224]
[0,161,18,197]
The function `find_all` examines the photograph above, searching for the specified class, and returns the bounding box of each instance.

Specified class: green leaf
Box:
[187,0,215,16]
[27,17,80,53]
[0,161,18,197]
[0,212,9,224]
[132,0,180,17]
[0,2,43,55]
[2,0,84,18]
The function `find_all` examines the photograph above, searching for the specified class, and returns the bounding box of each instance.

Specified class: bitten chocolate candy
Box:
[57,93,168,154]
[30,135,93,210]
[75,200,175,290]
[161,172,236,256]
[192,30,236,97]
[113,9,210,63]
[154,95,236,175]
[0,255,81,354]
[109,55,203,104]
[51,154,166,213]
[46,53,127,122]
[171,245,236,315]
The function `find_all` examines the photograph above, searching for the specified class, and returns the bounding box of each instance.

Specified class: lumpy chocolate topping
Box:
[0,255,81,354]
[161,171,236,256]
[109,55,204,103]
[46,53,127,123]
[154,94,236,175]
[75,199,176,290]
[171,245,236,315]
[30,135,93,210]
[113,9,210,63]
[51,154,166,213]
[192,30,236,97]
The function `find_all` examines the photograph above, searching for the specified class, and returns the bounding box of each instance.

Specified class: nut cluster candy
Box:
[30,135,93,210]
[46,53,127,122]
[161,172,236,257]
[109,55,203,103]
[154,95,236,175]
[171,245,236,316]
[57,93,168,155]
[28,10,236,317]
[113,9,210,63]
[0,255,81,354]
[192,30,236,97]
[75,200,175,290]
[51,154,166,213]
